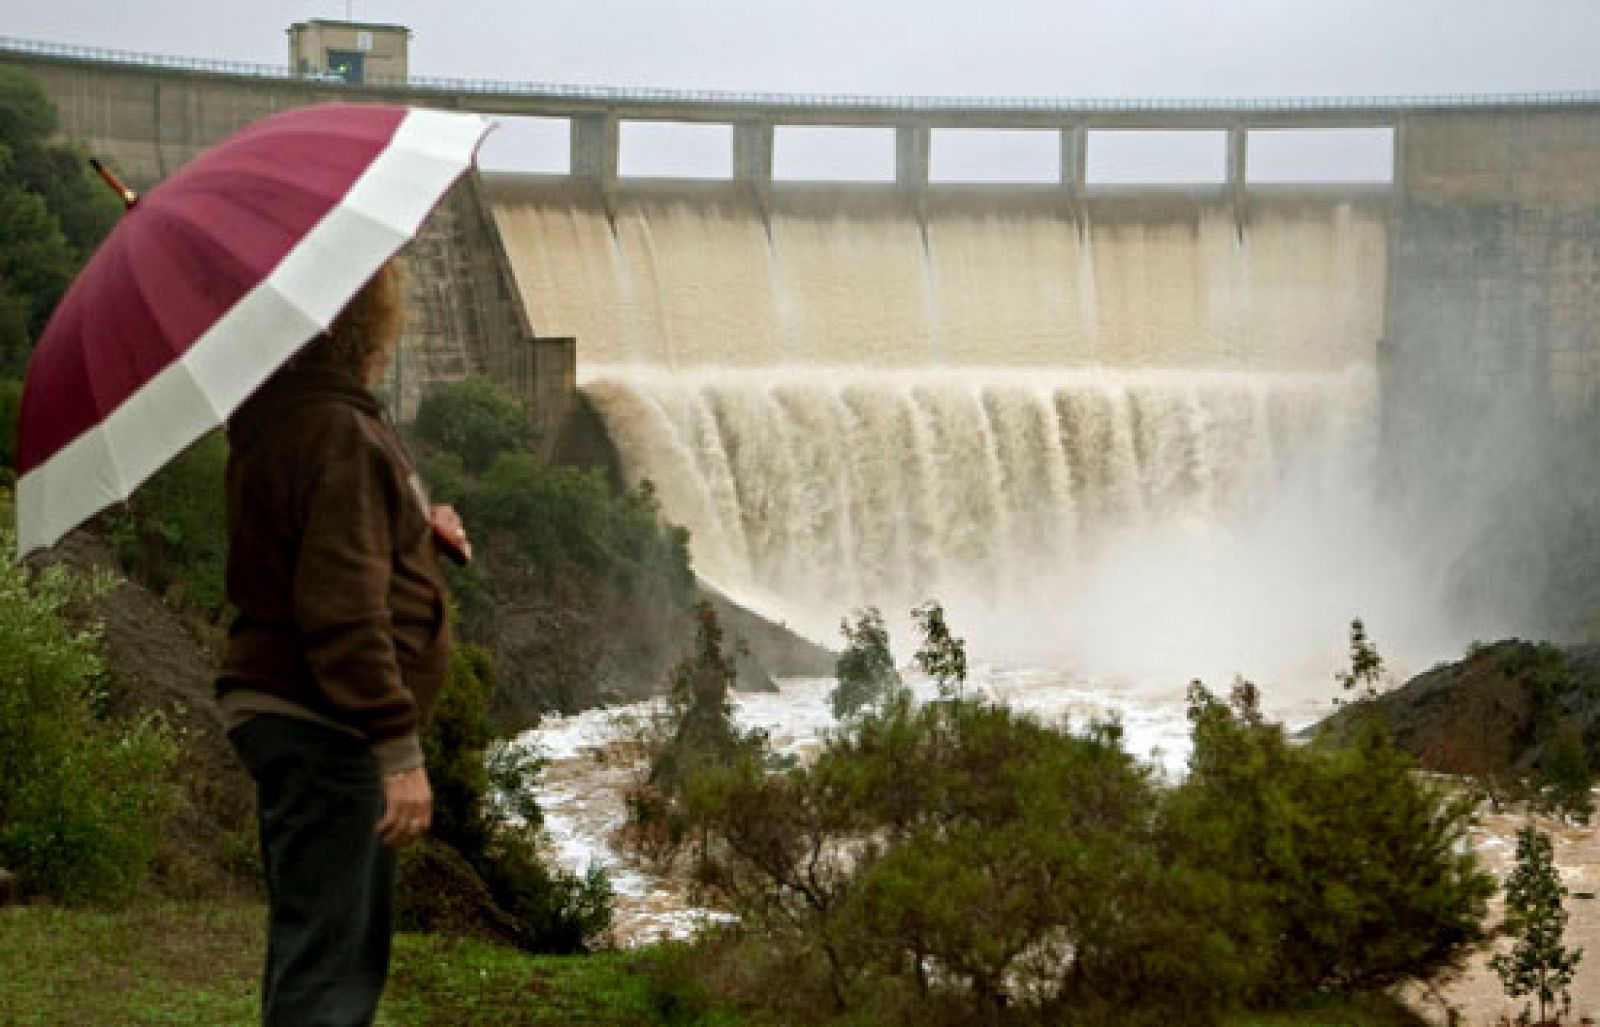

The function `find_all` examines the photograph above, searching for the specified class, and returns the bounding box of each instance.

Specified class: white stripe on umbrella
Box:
[16,108,492,557]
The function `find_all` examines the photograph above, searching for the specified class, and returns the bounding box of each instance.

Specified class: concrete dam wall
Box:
[487,183,1386,371]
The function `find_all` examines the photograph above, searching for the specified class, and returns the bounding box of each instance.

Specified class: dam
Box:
[7,35,1600,677]
[485,175,1385,652]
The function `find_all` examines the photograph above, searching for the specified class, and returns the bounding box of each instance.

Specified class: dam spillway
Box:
[485,180,1388,656]
[486,184,1387,370]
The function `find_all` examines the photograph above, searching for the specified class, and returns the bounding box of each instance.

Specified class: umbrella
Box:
[14,103,492,556]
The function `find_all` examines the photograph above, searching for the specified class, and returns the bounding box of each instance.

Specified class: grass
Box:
[0,902,1432,1026]
[0,902,736,1026]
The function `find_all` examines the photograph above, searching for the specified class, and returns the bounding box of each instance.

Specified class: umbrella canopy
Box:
[14,103,492,556]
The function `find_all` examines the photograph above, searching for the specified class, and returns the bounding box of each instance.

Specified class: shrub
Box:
[412,376,535,475]
[658,607,1255,1024]
[1535,718,1594,825]
[0,521,179,906]
[406,374,697,719]
[0,377,20,485]
[0,66,119,377]
[678,689,1229,1024]
[1170,681,1494,1000]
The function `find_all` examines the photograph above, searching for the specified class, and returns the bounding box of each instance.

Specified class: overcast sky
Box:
[6,0,1600,99]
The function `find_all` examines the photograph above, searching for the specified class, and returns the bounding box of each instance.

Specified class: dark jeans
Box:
[229,714,396,1027]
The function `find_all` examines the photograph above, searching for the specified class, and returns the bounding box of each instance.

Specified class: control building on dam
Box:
[6,32,1600,633]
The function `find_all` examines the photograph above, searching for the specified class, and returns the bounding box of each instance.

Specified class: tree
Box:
[626,602,769,865]
[1335,617,1386,702]
[829,606,901,721]
[1491,827,1583,1025]
[651,602,762,796]
[912,600,967,699]
[0,66,119,377]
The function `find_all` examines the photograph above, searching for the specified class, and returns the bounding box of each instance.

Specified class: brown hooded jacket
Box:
[215,361,450,773]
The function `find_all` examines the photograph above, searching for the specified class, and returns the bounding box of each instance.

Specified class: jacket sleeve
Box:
[291,409,422,771]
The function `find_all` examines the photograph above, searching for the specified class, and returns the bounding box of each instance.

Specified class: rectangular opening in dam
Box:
[1086,130,1228,186]
[1246,127,1395,184]
[929,128,1061,184]
[773,125,897,183]
[477,116,570,174]
[618,120,734,179]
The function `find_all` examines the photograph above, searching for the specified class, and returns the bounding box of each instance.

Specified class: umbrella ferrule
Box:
[88,158,139,210]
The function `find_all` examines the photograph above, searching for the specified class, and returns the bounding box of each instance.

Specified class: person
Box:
[216,259,469,1025]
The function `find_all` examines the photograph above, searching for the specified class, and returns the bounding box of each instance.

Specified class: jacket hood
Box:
[229,359,382,454]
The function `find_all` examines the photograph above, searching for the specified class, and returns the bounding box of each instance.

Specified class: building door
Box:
[326,50,365,84]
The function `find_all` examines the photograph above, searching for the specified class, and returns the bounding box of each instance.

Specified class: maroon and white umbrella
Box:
[14,103,492,556]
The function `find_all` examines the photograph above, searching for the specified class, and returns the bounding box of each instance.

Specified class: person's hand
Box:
[376,767,432,848]
[431,504,472,565]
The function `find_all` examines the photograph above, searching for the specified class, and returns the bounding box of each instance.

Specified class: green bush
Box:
[1535,719,1594,824]
[675,689,1225,1024]
[649,607,1246,1024]
[412,375,535,475]
[1170,681,1494,1000]
[0,376,21,485]
[0,520,179,906]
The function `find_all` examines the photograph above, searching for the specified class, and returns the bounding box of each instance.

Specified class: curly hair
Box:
[296,259,406,382]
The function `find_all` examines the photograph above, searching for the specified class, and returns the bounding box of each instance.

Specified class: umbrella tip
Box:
[88,158,139,210]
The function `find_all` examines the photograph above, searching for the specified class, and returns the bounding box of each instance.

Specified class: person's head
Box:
[299,259,406,386]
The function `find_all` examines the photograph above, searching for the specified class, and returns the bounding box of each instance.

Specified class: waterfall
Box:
[582,366,1377,650]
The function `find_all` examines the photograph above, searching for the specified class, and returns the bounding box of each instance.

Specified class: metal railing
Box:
[5,33,1600,113]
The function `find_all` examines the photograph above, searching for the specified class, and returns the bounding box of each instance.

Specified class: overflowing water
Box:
[578,364,1452,684]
